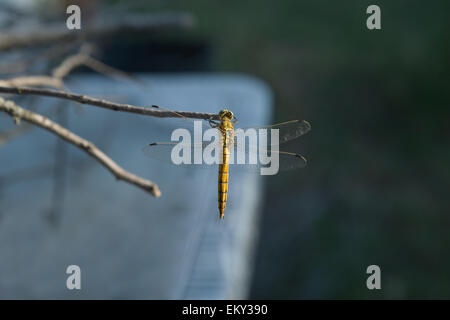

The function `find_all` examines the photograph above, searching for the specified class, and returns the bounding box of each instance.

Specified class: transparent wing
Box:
[228,143,307,172]
[142,141,221,169]
[237,119,311,147]
[145,116,215,142]
[142,116,310,172]
[142,140,307,172]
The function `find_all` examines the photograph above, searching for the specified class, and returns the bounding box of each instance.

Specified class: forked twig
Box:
[0,97,161,197]
[52,53,138,83]
[0,46,216,199]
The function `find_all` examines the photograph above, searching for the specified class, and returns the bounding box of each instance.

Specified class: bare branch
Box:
[0,85,219,120]
[51,53,141,84]
[0,76,63,88]
[0,97,161,197]
[0,46,138,89]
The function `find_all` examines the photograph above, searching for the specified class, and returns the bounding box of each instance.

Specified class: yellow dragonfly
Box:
[142,108,311,219]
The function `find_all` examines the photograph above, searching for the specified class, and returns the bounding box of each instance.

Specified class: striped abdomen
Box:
[218,130,231,219]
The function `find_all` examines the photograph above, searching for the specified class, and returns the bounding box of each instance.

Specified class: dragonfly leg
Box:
[209,119,220,128]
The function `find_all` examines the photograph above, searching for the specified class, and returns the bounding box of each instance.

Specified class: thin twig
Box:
[0,49,126,88]
[0,85,219,120]
[51,53,142,84]
[0,97,161,197]
[0,76,63,88]
[0,46,141,90]
[0,47,146,145]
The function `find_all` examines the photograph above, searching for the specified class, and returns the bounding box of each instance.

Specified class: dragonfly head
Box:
[218,109,234,121]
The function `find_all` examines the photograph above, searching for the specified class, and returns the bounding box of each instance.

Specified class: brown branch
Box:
[52,53,91,79]
[0,97,161,197]
[0,45,140,89]
[0,51,82,145]
[51,52,142,84]
[0,47,151,146]
[0,76,63,88]
[0,85,219,120]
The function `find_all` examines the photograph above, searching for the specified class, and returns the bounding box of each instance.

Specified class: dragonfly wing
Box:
[142,140,222,169]
[237,119,311,146]
[228,143,307,172]
[272,150,307,170]
[142,115,223,169]
[146,117,216,142]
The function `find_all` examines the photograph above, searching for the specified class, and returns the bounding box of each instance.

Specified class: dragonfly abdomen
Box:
[218,143,230,219]
[218,124,234,219]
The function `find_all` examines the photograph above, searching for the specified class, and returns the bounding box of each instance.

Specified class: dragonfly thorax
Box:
[218,109,234,121]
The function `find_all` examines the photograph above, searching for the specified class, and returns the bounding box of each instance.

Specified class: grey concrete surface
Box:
[0,73,272,299]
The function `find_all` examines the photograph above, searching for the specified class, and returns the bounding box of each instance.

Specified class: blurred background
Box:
[1,0,450,299]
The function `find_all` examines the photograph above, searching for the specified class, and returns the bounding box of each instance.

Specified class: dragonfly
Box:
[142,108,311,219]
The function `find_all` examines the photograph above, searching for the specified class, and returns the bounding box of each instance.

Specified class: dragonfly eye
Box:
[219,109,234,120]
